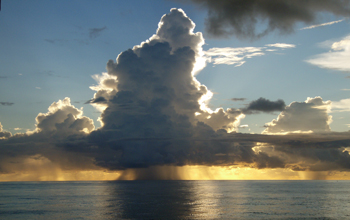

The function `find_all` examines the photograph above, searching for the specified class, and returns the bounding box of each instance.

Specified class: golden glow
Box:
[113,165,350,181]
[0,154,122,182]
[262,130,314,135]
[2,162,350,181]
[0,170,122,182]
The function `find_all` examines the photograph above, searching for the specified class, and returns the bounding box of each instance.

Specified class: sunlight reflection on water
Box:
[1,180,350,219]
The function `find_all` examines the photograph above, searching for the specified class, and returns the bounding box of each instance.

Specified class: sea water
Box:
[1,180,350,219]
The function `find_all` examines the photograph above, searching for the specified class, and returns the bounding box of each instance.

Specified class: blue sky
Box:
[1,0,350,134]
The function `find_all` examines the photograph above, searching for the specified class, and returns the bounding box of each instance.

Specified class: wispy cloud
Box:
[204,43,295,66]
[306,35,350,72]
[231,98,246,101]
[0,102,14,106]
[332,98,350,112]
[265,43,296,48]
[89,26,107,39]
[37,70,68,78]
[204,47,264,66]
[300,19,345,30]
[45,26,107,46]
[44,39,69,45]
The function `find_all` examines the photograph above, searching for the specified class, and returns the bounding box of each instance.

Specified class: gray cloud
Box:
[85,97,107,104]
[182,0,350,39]
[89,26,107,39]
[231,98,246,101]
[244,97,285,113]
[0,102,14,106]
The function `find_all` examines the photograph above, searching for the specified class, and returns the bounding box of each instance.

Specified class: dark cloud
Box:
[85,97,107,104]
[244,97,285,113]
[0,102,14,106]
[231,98,246,101]
[89,26,107,39]
[0,76,7,79]
[182,0,350,39]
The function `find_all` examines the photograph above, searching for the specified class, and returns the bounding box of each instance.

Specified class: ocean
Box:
[0,180,349,219]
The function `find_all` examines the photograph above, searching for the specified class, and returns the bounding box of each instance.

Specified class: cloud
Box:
[306,35,350,72]
[231,98,246,101]
[34,97,95,136]
[204,43,295,66]
[0,76,7,79]
[182,0,350,39]
[204,47,264,66]
[265,43,295,48]
[263,97,332,134]
[44,26,107,47]
[89,26,107,39]
[0,102,14,106]
[332,98,350,112]
[44,39,69,45]
[300,18,345,30]
[0,122,11,139]
[38,70,68,78]
[244,97,285,113]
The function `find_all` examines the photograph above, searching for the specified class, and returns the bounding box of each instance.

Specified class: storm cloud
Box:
[181,0,350,39]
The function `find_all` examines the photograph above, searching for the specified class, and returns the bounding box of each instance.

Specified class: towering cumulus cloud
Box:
[87,9,247,171]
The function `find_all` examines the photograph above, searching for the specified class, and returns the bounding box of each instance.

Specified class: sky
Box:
[1,0,350,181]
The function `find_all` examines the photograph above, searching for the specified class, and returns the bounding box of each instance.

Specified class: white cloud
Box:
[331,98,350,112]
[0,122,11,139]
[204,43,295,66]
[300,19,345,30]
[263,97,332,134]
[306,35,350,72]
[265,43,296,48]
[204,47,264,66]
[34,97,95,136]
